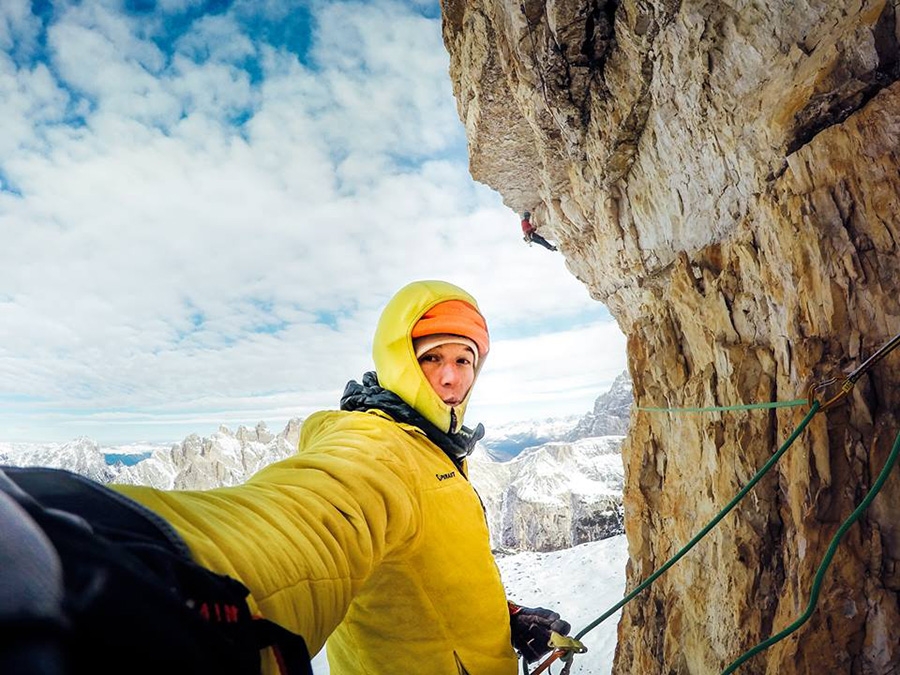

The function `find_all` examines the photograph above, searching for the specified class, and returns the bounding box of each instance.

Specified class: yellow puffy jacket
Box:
[114,280,518,675]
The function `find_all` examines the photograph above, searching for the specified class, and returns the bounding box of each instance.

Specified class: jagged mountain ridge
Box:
[1,378,632,553]
[480,369,632,459]
[116,420,303,490]
[2,423,625,553]
[565,370,632,440]
[0,436,119,484]
[0,421,303,491]
[2,373,633,481]
[478,415,580,461]
[470,435,625,552]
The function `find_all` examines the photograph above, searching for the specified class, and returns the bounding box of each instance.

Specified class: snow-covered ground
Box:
[311,534,629,674]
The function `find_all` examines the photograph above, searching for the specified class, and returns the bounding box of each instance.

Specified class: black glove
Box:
[508,601,571,663]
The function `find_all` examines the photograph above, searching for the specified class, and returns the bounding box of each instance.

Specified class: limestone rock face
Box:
[441,1,900,673]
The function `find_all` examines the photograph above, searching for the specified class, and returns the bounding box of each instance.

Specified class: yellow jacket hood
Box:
[372,280,488,434]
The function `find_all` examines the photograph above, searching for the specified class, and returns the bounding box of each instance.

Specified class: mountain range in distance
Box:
[0,371,634,553]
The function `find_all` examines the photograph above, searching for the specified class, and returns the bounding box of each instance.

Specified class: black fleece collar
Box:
[340,371,484,469]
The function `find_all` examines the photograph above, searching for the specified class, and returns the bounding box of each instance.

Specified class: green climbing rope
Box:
[573,402,820,642]
[536,329,900,675]
[638,399,808,414]
[721,425,900,673]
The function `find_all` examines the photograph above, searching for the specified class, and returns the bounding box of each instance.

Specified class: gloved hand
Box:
[508,601,571,663]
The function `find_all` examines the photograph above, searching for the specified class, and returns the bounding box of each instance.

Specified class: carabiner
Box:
[807,377,854,412]
[528,633,587,675]
[548,633,587,654]
[807,330,900,413]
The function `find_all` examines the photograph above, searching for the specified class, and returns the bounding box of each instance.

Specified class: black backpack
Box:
[0,466,312,675]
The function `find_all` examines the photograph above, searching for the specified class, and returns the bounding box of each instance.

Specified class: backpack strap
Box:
[252,618,314,675]
[1,466,314,675]
[0,475,67,675]
[2,466,190,556]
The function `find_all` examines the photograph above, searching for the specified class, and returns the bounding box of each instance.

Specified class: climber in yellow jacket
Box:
[113,279,569,674]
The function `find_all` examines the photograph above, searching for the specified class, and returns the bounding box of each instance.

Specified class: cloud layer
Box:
[0,0,626,442]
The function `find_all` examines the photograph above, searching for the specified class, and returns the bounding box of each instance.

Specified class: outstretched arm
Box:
[113,411,422,656]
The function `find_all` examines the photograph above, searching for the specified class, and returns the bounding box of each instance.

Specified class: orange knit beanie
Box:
[410,300,490,359]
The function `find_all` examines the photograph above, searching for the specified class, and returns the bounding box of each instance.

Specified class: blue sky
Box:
[0,0,627,444]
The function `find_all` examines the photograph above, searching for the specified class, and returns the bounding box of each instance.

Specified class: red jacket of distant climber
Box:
[521,217,535,236]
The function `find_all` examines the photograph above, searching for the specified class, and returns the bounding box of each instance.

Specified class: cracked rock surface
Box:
[440,1,900,672]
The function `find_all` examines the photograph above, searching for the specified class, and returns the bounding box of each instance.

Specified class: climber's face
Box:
[417,343,476,406]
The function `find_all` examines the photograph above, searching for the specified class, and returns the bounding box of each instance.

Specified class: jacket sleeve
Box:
[112,411,423,655]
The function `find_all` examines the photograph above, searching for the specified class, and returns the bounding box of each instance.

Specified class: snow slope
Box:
[310,534,628,674]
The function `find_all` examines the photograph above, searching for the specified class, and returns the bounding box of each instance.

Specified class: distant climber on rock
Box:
[521,211,557,251]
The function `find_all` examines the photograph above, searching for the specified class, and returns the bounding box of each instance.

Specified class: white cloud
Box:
[470,322,629,424]
[0,0,626,443]
[0,0,42,56]
[307,1,463,157]
[173,13,256,64]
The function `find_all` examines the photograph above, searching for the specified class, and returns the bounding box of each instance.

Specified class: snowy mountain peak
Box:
[566,370,633,441]
[470,434,625,551]
[480,372,632,459]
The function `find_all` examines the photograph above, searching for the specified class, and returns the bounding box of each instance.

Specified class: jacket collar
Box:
[341,372,484,468]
